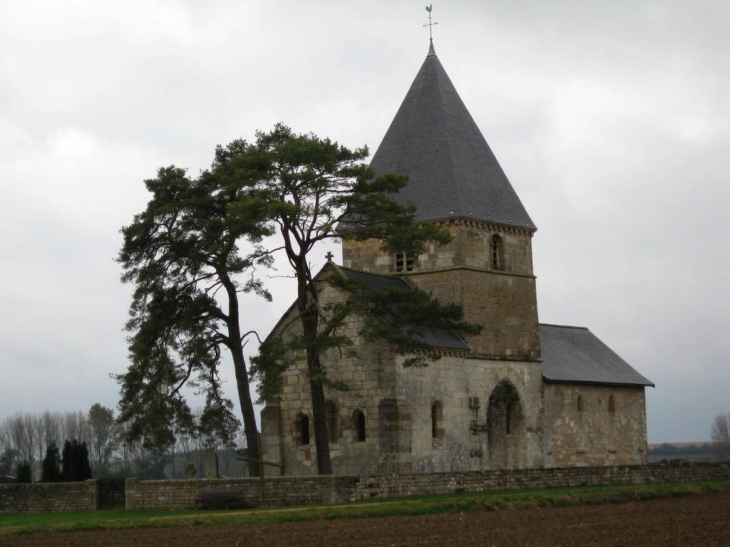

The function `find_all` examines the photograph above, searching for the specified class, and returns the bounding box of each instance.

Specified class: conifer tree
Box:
[62,440,92,481]
[15,461,32,483]
[117,153,273,475]
[41,442,63,483]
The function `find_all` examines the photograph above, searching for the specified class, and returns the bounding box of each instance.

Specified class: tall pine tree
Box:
[117,158,273,475]
[62,440,92,481]
[41,442,63,483]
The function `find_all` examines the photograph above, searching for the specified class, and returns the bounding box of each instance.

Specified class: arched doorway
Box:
[487,380,525,469]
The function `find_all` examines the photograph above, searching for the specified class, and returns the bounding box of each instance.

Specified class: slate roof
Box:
[340,267,471,352]
[368,41,536,230]
[540,324,654,387]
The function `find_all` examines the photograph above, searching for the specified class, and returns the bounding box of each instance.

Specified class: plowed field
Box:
[3,493,729,546]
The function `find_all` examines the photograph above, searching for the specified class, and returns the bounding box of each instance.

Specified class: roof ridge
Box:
[435,58,468,219]
[337,264,402,280]
[539,323,589,330]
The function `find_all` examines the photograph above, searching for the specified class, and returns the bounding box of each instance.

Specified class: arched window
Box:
[491,235,504,271]
[353,409,366,442]
[608,396,615,413]
[395,252,415,272]
[324,401,338,443]
[577,395,584,412]
[431,401,443,439]
[296,413,310,445]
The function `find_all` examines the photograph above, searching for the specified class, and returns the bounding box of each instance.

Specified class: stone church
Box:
[260,41,653,475]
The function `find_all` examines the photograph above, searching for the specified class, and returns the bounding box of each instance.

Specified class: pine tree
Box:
[41,442,63,483]
[117,156,272,475]
[15,461,32,483]
[62,440,93,481]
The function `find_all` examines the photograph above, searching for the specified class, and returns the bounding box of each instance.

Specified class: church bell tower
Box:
[342,41,540,361]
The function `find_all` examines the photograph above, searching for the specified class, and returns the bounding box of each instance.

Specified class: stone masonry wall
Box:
[2,464,728,513]
[394,355,544,472]
[543,384,648,467]
[342,220,534,277]
[409,268,540,360]
[125,476,347,510]
[350,462,730,501]
[126,463,730,509]
[261,268,402,477]
[261,262,544,475]
[0,480,96,514]
[342,221,540,360]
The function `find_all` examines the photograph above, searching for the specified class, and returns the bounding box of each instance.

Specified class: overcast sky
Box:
[1,1,728,444]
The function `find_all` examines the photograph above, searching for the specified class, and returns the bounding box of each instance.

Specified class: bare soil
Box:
[3,493,729,547]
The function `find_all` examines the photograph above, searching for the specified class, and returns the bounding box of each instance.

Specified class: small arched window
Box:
[324,401,338,443]
[296,413,310,445]
[608,396,615,413]
[431,401,443,439]
[353,409,366,442]
[491,235,504,271]
[395,252,415,272]
[577,395,584,412]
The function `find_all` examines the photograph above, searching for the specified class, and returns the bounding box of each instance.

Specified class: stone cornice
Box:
[398,266,536,280]
[430,217,536,238]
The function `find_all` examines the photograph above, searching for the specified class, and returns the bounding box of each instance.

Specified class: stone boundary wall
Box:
[350,462,730,501]
[125,475,349,510]
[0,480,96,514]
[126,462,730,510]
[1,463,729,514]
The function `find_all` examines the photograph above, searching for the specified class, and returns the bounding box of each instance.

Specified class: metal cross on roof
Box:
[325,251,335,262]
[423,5,438,41]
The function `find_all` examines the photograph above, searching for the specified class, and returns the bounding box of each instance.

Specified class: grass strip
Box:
[1,480,729,535]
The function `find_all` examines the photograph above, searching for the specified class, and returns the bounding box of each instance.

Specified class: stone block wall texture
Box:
[0,480,96,514]
[393,355,544,473]
[342,221,534,277]
[125,476,343,510]
[263,242,544,476]
[342,223,540,360]
[543,384,648,467]
[264,275,404,477]
[349,462,730,501]
[125,463,730,509]
[2,464,729,513]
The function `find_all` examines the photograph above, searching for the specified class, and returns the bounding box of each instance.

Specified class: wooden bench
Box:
[194,489,246,510]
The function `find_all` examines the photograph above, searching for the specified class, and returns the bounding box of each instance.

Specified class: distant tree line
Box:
[648,443,717,456]
[647,442,720,463]
[0,404,245,482]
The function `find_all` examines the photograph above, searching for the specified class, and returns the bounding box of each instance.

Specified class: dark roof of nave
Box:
[540,324,654,387]
[368,41,536,231]
[266,263,470,352]
[341,268,471,352]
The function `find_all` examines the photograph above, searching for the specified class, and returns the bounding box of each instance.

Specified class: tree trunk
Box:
[223,276,261,477]
[308,354,333,475]
[297,266,333,475]
[230,343,261,477]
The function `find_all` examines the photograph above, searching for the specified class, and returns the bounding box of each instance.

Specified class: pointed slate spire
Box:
[369,43,536,230]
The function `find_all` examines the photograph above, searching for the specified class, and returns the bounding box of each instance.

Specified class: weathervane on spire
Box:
[424,5,438,41]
